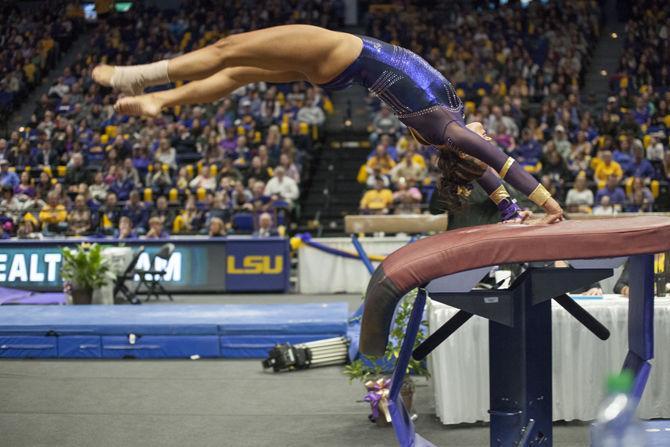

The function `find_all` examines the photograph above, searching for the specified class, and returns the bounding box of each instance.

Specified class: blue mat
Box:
[0,303,348,359]
[644,420,670,446]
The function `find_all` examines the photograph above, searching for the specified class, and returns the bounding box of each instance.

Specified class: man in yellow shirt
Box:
[594,150,623,183]
[360,176,394,214]
[39,191,68,233]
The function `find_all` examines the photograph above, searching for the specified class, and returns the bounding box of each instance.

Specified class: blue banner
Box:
[0,238,289,293]
[225,239,290,292]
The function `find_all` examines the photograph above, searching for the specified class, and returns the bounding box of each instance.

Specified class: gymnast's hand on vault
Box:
[502,210,533,224]
[538,198,564,225]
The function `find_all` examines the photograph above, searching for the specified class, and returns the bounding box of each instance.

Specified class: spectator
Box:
[145,162,172,194]
[16,218,42,240]
[35,171,53,201]
[89,171,108,202]
[173,195,202,234]
[625,177,654,212]
[122,191,149,234]
[250,180,272,213]
[246,156,272,183]
[208,217,228,237]
[155,138,177,169]
[39,190,67,233]
[486,106,518,138]
[514,128,542,172]
[218,157,244,183]
[174,167,190,191]
[360,176,393,214]
[99,192,120,234]
[264,167,299,208]
[390,151,426,184]
[150,196,176,231]
[0,186,21,224]
[392,177,422,214]
[552,125,572,160]
[297,98,326,126]
[593,195,617,216]
[189,165,217,191]
[205,193,232,228]
[145,216,168,239]
[15,172,35,198]
[64,153,89,191]
[565,174,594,213]
[0,160,19,189]
[115,216,137,240]
[279,153,300,184]
[541,150,570,184]
[567,146,591,179]
[67,194,91,236]
[366,144,396,178]
[594,150,623,183]
[595,175,626,210]
[109,169,134,202]
[371,105,401,142]
[627,144,655,181]
[123,157,141,186]
[35,140,57,169]
[255,212,279,237]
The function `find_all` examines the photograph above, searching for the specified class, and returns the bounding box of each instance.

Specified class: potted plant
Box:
[344,288,430,426]
[61,243,110,305]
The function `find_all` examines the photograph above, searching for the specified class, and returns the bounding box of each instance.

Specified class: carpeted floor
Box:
[0,360,590,447]
[0,294,591,446]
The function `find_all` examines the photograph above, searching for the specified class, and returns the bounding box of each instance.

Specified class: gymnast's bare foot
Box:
[114,94,162,117]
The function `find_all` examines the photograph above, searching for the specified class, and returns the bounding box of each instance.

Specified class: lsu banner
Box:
[224,239,290,292]
[0,237,289,293]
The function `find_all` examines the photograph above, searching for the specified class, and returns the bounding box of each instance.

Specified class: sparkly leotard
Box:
[320,36,550,212]
[320,36,464,123]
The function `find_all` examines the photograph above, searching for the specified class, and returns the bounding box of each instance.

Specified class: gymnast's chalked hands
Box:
[538,198,565,225]
[502,210,533,224]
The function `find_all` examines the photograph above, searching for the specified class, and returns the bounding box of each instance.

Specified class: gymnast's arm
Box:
[476,168,528,222]
[448,122,564,223]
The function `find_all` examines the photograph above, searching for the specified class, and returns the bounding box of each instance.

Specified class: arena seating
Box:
[0,0,340,239]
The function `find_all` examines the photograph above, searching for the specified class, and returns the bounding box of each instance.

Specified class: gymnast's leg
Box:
[92,25,362,95]
[113,67,306,117]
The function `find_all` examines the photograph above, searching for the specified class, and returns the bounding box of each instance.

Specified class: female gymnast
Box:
[92,25,564,224]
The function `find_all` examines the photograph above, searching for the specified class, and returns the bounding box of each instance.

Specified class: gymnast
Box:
[92,25,564,224]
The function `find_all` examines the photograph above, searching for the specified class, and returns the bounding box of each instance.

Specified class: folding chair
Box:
[113,246,145,305]
[133,243,175,302]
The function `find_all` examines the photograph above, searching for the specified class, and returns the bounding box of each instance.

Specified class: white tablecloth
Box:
[428,296,670,424]
[297,237,409,294]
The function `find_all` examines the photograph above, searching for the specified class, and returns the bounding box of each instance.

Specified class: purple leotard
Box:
[320,36,546,212]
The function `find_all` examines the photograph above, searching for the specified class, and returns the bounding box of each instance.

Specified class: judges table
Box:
[297,236,409,294]
[428,295,670,424]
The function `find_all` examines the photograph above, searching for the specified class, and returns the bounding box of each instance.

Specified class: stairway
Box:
[324,84,370,134]
[298,129,371,236]
[582,0,626,112]
[300,64,373,236]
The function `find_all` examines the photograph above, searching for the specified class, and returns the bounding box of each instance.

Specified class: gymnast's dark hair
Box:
[436,147,487,210]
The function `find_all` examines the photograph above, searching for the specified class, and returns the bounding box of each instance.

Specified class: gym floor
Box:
[0,294,591,447]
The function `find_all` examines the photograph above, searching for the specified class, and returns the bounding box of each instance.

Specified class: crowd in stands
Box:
[358,1,670,217]
[0,2,81,124]
[0,1,344,239]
